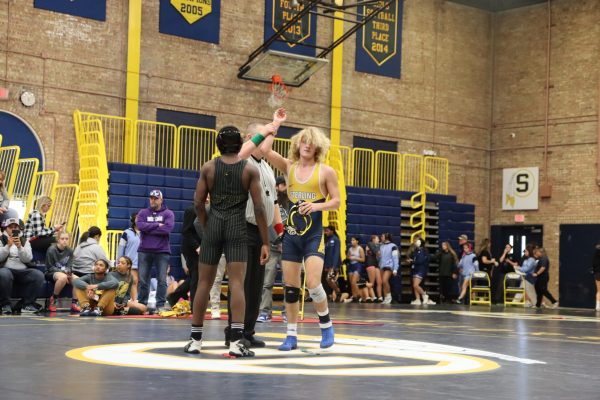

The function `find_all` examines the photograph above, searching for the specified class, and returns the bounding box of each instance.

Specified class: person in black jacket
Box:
[167,203,203,309]
[592,242,600,311]
[432,241,458,304]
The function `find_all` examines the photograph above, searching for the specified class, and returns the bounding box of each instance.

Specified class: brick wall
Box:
[1,0,599,298]
[491,0,600,295]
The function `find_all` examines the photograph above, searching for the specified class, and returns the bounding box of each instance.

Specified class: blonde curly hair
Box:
[288,127,330,163]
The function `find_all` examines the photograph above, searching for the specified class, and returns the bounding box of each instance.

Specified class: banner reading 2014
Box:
[264,0,317,57]
[355,0,403,79]
[159,0,220,44]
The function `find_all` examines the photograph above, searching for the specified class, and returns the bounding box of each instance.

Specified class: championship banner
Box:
[34,0,106,21]
[159,0,221,44]
[355,0,403,79]
[502,167,539,210]
[264,0,317,57]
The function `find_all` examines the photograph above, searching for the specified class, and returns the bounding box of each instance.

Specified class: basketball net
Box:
[268,74,289,109]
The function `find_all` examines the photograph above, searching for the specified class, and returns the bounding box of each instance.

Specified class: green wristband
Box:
[251,133,265,146]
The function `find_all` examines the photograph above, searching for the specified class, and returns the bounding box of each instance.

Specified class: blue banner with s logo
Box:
[159,0,221,44]
[34,0,106,21]
[264,0,317,57]
[355,0,403,79]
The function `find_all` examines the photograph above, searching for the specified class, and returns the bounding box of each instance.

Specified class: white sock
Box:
[287,323,298,337]
[596,301,600,309]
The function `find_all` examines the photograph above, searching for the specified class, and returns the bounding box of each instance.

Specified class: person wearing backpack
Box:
[0,218,44,314]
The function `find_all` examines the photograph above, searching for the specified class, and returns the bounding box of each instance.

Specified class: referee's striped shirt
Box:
[245,156,276,226]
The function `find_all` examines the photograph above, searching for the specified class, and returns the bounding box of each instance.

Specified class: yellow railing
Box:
[77,112,133,163]
[374,150,402,191]
[402,154,423,193]
[106,230,123,264]
[325,145,347,262]
[73,110,449,195]
[424,157,448,195]
[350,148,374,188]
[136,120,178,168]
[29,171,59,221]
[73,110,109,253]
[0,146,20,195]
[48,184,80,235]
[179,126,217,171]
[10,158,38,212]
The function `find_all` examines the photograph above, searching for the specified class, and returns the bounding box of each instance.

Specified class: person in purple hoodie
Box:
[136,189,174,312]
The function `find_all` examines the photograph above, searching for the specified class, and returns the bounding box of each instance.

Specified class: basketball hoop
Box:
[268,74,289,109]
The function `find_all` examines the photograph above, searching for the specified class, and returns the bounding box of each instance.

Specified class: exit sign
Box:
[0,87,9,100]
[514,214,525,223]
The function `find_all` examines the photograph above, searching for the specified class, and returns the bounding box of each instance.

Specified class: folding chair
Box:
[504,272,525,307]
[469,271,491,305]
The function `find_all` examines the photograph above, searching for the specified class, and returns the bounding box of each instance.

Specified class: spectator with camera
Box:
[45,231,80,312]
[0,218,44,314]
[73,259,118,316]
[24,196,65,253]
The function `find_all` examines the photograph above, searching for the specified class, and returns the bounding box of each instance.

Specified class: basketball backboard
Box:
[238,50,329,88]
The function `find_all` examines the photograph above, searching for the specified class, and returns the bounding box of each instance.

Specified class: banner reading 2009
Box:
[264,0,317,57]
[355,0,403,79]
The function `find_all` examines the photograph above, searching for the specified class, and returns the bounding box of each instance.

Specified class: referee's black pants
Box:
[228,223,264,336]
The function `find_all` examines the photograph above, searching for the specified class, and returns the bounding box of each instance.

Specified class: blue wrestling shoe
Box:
[278,335,298,351]
[320,326,335,349]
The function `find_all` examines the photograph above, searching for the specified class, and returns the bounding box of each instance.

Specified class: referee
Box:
[225,120,284,347]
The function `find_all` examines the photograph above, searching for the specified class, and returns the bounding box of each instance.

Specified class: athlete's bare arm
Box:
[298,164,341,215]
[259,109,291,174]
[244,164,270,265]
[194,160,214,228]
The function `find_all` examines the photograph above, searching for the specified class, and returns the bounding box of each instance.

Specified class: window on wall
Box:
[352,136,398,189]
[156,109,217,171]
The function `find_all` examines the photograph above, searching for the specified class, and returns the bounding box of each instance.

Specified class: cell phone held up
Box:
[11,229,20,238]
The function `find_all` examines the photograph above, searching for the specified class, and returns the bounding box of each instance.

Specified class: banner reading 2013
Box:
[159,0,220,44]
[355,0,403,79]
[264,0,317,57]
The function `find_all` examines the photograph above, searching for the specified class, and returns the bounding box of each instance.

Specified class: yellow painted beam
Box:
[125,0,142,163]
[329,12,344,147]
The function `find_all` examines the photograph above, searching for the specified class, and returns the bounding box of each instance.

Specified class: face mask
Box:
[415,240,422,247]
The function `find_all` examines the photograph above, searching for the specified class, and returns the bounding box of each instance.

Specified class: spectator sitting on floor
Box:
[0,218,45,314]
[0,170,20,226]
[73,259,118,317]
[109,256,147,315]
[71,226,110,278]
[45,231,80,312]
[23,196,65,253]
[117,213,141,300]
[327,268,350,303]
